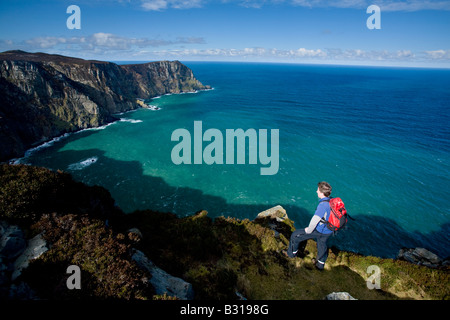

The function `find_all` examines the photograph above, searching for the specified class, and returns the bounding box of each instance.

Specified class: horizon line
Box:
[111,59,450,70]
[2,49,449,70]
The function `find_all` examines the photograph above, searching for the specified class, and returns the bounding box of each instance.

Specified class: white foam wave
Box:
[119,118,143,123]
[10,133,71,164]
[75,122,116,134]
[145,105,161,111]
[67,157,98,171]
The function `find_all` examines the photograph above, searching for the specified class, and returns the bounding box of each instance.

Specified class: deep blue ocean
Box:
[19,62,450,259]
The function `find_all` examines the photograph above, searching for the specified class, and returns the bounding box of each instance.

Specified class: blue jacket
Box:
[314,197,333,234]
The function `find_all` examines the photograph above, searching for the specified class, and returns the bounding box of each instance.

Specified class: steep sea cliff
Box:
[0,50,209,161]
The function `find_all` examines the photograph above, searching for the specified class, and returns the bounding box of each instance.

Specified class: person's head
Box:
[317,181,332,198]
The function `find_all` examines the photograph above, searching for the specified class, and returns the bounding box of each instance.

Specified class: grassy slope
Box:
[114,209,449,300]
[1,164,448,300]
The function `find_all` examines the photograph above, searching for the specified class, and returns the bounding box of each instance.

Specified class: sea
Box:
[17,62,450,259]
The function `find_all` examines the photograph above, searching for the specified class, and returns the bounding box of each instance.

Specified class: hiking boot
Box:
[312,258,324,271]
[282,250,302,259]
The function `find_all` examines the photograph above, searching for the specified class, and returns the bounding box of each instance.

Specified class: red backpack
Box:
[322,198,350,232]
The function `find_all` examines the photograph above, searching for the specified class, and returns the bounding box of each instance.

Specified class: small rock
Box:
[256,205,288,222]
[132,249,194,300]
[325,292,357,300]
[235,291,247,300]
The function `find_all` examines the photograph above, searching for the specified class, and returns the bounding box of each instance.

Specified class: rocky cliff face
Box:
[0,50,209,162]
[122,60,208,97]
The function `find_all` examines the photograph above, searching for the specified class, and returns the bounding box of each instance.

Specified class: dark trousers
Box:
[287,229,331,264]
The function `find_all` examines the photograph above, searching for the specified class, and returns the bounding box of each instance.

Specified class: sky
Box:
[0,0,449,67]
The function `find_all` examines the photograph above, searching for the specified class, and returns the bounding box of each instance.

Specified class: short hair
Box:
[318,181,332,197]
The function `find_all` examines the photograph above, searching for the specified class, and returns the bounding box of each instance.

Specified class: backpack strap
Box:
[320,199,331,224]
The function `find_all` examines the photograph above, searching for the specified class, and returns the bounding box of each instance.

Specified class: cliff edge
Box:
[0,164,448,300]
[0,50,210,162]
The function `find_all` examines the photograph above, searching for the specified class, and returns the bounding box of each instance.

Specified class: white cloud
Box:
[141,0,204,11]
[141,0,168,11]
[2,34,449,66]
[146,46,327,59]
[8,33,205,53]
[290,0,450,11]
[323,48,418,61]
[376,0,450,11]
[142,46,450,66]
[25,37,69,49]
[291,0,366,9]
[223,0,450,11]
[233,0,271,8]
[66,0,450,11]
[425,49,450,59]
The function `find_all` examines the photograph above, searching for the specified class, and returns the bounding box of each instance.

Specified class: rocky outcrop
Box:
[397,247,449,269]
[256,205,288,222]
[0,50,210,161]
[0,221,48,299]
[254,205,294,240]
[123,60,209,98]
[12,233,48,281]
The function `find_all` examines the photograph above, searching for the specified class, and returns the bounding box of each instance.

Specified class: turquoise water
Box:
[20,62,450,258]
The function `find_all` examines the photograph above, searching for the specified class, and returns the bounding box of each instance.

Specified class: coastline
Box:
[7,87,214,166]
[8,123,119,165]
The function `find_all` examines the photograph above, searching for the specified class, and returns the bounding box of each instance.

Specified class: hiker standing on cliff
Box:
[284,181,333,270]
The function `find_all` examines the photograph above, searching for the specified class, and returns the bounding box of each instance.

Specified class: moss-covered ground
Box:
[114,209,449,300]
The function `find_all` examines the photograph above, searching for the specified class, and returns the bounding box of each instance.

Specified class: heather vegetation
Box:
[0,163,119,224]
[0,164,448,300]
[0,164,150,299]
[23,213,152,299]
